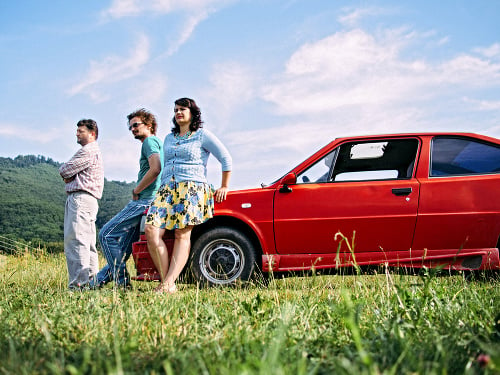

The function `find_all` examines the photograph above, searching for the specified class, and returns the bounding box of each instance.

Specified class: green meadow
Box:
[1,250,499,374]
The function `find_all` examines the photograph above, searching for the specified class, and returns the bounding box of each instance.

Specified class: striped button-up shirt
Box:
[59,141,104,199]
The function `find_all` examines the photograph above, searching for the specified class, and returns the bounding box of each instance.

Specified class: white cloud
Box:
[263,29,417,114]
[102,0,166,19]
[164,10,212,57]
[202,61,257,130]
[285,29,399,77]
[100,135,141,182]
[0,126,18,138]
[463,97,500,111]
[101,0,142,18]
[246,27,500,173]
[102,0,233,19]
[338,6,394,27]
[441,54,500,85]
[224,122,321,187]
[474,43,500,58]
[68,34,150,101]
[102,1,235,64]
[436,36,450,46]
[262,29,500,118]
[0,123,66,144]
[124,74,168,108]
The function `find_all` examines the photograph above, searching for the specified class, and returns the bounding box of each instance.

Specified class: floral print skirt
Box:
[146,179,214,230]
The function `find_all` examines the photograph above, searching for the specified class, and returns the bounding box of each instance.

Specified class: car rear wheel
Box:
[190,227,256,286]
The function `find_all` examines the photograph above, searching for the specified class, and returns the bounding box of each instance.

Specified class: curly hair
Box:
[171,97,204,134]
[127,108,158,135]
[77,119,99,139]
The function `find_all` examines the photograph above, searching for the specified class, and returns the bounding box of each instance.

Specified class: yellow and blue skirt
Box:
[146,179,214,230]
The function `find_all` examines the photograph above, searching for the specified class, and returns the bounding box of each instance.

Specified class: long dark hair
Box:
[171,97,203,134]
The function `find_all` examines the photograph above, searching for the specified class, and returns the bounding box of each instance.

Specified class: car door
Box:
[273,137,420,255]
[412,135,500,251]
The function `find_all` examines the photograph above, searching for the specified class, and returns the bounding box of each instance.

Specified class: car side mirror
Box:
[280,172,296,185]
[279,172,296,193]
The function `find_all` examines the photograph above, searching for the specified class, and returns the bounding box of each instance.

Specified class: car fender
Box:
[208,188,276,256]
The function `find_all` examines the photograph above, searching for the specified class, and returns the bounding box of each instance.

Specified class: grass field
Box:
[1,250,499,374]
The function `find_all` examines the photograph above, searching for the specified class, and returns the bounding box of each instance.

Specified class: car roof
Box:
[333,132,498,143]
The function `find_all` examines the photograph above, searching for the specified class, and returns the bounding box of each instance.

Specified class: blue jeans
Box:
[95,199,151,286]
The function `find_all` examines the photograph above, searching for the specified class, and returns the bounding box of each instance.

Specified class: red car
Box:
[132,132,500,285]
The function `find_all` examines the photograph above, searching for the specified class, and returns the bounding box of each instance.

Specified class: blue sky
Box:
[1,0,499,189]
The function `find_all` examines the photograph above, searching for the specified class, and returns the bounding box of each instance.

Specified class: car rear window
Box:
[431,136,500,176]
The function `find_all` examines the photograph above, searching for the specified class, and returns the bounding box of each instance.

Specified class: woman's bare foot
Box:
[154,282,177,294]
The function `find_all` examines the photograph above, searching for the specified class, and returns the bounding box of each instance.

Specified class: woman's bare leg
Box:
[161,226,193,292]
[145,224,169,285]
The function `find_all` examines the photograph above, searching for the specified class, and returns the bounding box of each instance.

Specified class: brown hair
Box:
[77,119,99,139]
[127,108,158,135]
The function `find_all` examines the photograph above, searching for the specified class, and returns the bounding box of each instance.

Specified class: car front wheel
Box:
[190,227,256,286]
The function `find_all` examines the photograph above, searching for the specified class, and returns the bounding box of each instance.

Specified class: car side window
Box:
[430,136,500,176]
[297,138,419,184]
[331,139,419,182]
[297,150,337,183]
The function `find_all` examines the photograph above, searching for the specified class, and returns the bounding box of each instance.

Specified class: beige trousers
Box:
[64,192,99,289]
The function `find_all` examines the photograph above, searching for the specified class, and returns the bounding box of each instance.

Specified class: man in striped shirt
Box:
[59,119,104,290]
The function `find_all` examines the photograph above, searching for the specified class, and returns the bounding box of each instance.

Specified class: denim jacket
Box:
[161,128,232,185]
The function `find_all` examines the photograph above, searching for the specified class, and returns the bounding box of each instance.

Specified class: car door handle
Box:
[279,184,293,193]
[392,187,412,196]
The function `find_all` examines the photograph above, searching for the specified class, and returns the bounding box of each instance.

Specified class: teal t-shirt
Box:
[138,136,163,200]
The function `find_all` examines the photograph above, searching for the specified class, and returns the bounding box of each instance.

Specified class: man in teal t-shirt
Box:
[92,109,163,289]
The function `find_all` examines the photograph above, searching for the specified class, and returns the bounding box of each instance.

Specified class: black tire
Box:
[190,227,256,286]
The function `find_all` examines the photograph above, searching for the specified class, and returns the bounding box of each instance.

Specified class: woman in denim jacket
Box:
[145,97,232,293]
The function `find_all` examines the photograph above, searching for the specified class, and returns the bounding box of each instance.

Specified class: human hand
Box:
[214,186,229,203]
[132,189,139,201]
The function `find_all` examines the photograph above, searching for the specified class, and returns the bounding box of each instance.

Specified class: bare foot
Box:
[154,282,177,294]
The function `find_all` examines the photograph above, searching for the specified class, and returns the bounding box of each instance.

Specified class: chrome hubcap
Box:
[199,239,244,284]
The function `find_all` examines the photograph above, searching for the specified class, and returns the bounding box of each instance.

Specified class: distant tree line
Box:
[0,155,61,168]
[0,155,135,252]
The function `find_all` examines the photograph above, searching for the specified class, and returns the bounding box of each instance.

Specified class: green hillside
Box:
[0,155,135,244]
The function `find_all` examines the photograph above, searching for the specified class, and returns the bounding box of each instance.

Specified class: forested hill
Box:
[0,155,135,243]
